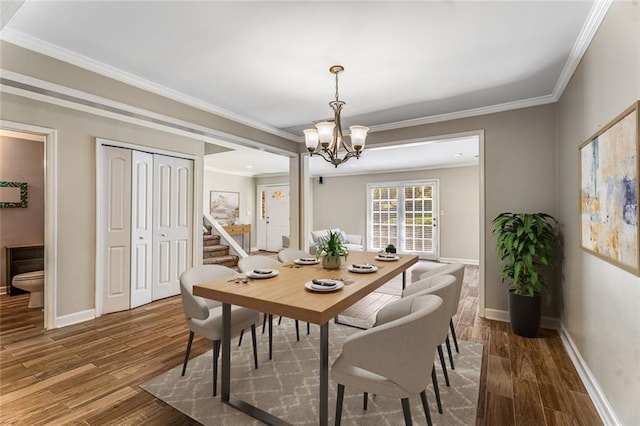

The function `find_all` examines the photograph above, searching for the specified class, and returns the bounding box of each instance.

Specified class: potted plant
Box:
[491,212,558,337]
[315,230,349,269]
[385,244,397,254]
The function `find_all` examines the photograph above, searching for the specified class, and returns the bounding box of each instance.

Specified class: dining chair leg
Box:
[437,345,450,386]
[335,384,345,426]
[431,364,442,414]
[450,319,459,353]
[420,390,433,426]
[181,331,194,376]
[213,339,221,397]
[307,322,310,334]
[401,398,413,426]
[268,314,273,360]
[295,320,300,341]
[278,316,283,325]
[445,336,455,370]
[363,392,368,410]
[238,329,244,346]
[251,324,258,369]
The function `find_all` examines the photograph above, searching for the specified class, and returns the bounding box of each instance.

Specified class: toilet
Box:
[12,270,45,308]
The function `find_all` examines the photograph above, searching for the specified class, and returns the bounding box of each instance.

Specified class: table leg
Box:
[320,322,329,426]
[402,270,406,290]
[222,303,231,402]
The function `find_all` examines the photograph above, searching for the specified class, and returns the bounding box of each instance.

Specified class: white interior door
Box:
[152,154,193,300]
[265,185,289,252]
[101,146,131,314]
[130,150,153,308]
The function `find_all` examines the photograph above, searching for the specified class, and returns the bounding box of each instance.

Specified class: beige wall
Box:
[0,136,45,288]
[312,166,479,262]
[365,105,558,316]
[557,2,640,424]
[1,93,204,316]
[203,170,256,246]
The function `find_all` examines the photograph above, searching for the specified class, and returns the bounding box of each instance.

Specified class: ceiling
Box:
[1,1,599,176]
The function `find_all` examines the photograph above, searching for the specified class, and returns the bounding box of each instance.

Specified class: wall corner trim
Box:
[559,324,621,426]
[55,309,95,329]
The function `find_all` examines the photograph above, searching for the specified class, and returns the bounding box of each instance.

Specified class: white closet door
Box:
[152,154,193,300]
[130,151,153,308]
[101,146,131,313]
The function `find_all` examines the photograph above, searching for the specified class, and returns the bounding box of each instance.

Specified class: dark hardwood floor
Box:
[0,266,602,425]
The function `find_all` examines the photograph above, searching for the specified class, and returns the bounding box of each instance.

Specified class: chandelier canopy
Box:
[304,65,369,167]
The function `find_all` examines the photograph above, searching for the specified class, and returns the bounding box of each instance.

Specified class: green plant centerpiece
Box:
[491,212,558,337]
[385,244,397,254]
[315,230,349,269]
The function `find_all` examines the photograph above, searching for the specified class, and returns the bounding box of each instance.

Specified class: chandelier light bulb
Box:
[316,121,335,147]
[349,125,369,151]
[304,129,319,151]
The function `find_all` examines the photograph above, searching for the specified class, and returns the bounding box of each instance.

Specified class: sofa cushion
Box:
[311,228,347,244]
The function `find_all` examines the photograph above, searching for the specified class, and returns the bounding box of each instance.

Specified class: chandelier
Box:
[304,65,369,167]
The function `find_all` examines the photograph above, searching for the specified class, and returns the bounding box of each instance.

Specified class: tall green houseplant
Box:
[492,212,558,296]
[492,212,558,337]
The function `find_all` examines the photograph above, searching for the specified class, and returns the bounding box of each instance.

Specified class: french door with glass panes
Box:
[367,180,439,260]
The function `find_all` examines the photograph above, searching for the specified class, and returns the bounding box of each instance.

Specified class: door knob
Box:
[160,233,166,237]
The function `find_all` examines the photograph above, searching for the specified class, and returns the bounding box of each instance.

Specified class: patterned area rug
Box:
[141,321,482,425]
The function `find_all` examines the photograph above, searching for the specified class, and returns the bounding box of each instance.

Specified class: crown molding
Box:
[0,70,298,158]
[1,0,610,144]
[552,0,613,100]
[0,28,299,142]
[367,94,557,134]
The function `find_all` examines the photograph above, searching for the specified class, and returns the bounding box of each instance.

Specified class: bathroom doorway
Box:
[0,121,57,330]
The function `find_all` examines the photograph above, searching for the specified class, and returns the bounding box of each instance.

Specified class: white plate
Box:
[305,280,344,292]
[294,258,320,265]
[375,255,400,261]
[247,269,279,279]
[348,264,378,273]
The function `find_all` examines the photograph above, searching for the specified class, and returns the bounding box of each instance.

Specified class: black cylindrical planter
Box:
[508,291,542,338]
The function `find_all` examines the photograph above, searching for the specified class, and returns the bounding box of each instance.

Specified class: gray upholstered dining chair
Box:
[277,248,313,335]
[237,255,302,351]
[277,248,310,263]
[179,265,260,397]
[411,262,465,359]
[401,274,457,414]
[331,294,447,426]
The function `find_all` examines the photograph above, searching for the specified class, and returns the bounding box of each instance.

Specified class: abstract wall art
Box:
[580,101,639,275]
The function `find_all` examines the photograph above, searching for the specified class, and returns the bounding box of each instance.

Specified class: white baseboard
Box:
[559,324,620,426]
[438,257,479,265]
[55,309,95,328]
[483,308,560,330]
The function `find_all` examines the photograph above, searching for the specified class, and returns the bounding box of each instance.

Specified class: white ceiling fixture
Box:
[304,65,369,168]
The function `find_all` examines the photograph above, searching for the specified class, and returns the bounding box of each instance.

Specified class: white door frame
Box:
[1,120,58,330]
[95,138,201,316]
[365,179,440,260]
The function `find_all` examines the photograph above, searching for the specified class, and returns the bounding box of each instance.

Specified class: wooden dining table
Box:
[193,251,418,426]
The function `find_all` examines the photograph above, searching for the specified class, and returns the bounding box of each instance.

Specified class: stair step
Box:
[203,255,239,268]
[203,245,230,258]
[203,234,221,246]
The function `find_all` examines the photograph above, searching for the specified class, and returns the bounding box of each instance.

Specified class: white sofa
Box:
[309,228,364,254]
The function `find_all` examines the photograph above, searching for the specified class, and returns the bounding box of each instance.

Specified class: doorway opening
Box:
[0,122,58,330]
